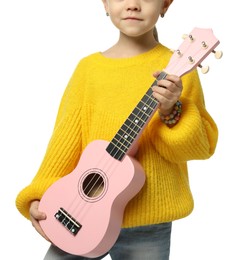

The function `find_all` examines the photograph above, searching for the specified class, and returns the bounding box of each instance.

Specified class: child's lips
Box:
[124,17,143,21]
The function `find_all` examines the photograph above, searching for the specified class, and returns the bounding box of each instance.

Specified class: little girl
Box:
[16,1,218,259]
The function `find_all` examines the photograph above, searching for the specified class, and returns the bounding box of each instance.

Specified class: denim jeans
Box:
[44,222,172,260]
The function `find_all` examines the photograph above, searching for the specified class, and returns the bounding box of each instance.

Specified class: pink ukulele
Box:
[39,28,222,257]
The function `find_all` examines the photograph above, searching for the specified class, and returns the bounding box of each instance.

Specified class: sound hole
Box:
[82,173,104,198]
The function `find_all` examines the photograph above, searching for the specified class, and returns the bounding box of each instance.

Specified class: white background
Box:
[1,1,238,259]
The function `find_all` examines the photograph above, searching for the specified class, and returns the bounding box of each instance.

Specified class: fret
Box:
[111,137,129,150]
[127,115,143,132]
[115,132,134,146]
[121,122,139,136]
[110,126,137,154]
[111,143,127,154]
[131,109,148,124]
[110,119,142,154]
[145,92,160,107]
[106,71,168,160]
[128,114,146,128]
[131,102,152,121]
[106,142,125,161]
[140,100,158,111]
[142,94,158,108]
[136,100,153,115]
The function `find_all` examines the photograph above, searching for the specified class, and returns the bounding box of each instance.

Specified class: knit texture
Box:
[16,44,218,227]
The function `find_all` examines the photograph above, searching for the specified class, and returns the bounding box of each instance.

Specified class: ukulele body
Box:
[39,139,145,257]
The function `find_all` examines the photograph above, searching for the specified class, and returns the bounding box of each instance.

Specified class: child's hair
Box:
[153,26,159,42]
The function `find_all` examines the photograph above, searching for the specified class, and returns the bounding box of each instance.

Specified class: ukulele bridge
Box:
[54,207,82,236]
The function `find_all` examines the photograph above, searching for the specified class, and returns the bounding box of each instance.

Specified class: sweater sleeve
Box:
[15,60,86,219]
[148,69,218,163]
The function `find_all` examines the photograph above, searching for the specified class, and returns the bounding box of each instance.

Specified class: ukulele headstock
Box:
[165,27,222,77]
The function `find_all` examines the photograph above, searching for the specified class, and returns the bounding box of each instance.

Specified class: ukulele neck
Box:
[106,71,167,161]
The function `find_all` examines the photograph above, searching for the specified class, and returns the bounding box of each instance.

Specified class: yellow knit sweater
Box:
[15,44,218,228]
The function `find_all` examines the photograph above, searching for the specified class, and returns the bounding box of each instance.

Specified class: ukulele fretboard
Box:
[106,71,167,161]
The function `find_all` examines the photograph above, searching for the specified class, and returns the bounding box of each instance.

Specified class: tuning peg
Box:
[182,34,188,39]
[212,50,223,59]
[188,56,195,64]
[182,34,194,41]
[198,64,210,74]
[201,41,208,49]
[176,49,183,57]
[171,49,183,56]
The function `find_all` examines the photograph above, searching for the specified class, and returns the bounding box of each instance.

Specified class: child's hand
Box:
[152,71,183,115]
[29,200,51,242]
